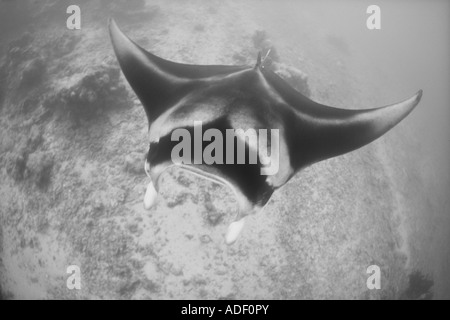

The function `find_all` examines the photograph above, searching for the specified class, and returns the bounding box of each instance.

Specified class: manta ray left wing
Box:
[109,18,249,124]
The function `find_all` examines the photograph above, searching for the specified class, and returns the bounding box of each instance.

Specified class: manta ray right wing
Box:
[260,67,423,169]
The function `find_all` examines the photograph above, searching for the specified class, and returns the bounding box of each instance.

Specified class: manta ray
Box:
[109,19,422,244]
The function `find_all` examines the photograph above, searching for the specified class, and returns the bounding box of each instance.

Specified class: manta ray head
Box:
[108,19,422,244]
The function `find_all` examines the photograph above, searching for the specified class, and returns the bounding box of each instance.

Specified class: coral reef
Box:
[251,30,280,64]
[47,64,128,119]
[19,97,40,114]
[5,150,27,181]
[4,125,47,185]
[400,271,434,300]
[46,33,81,59]
[6,32,36,64]
[24,151,54,188]
[124,152,144,175]
[20,57,45,87]
[273,62,311,97]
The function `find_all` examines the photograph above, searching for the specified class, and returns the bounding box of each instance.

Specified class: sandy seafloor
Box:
[0,0,449,299]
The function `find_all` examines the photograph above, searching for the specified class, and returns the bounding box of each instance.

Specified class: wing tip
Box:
[416,89,423,104]
[108,18,119,37]
[405,89,423,114]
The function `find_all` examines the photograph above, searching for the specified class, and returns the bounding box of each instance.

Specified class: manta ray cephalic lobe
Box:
[108,18,422,244]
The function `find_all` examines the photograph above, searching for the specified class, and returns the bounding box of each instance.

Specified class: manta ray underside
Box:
[109,19,422,244]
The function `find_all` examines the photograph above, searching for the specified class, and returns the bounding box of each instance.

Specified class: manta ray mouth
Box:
[142,163,249,245]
